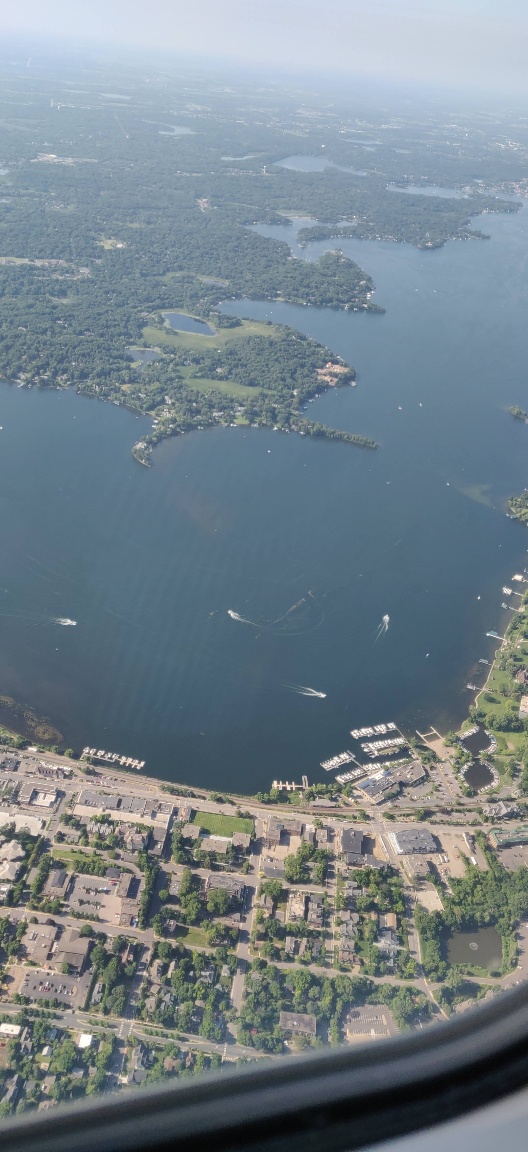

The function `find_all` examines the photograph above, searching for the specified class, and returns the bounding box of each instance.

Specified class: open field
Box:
[193,810,253,836]
[178,366,257,399]
[142,315,278,353]
[172,924,209,948]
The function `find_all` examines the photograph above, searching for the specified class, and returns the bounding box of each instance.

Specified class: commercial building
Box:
[21,924,59,966]
[279,1011,317,1037]
[54,929,91,974]
[74,789,172,830]
[388,829,438,855]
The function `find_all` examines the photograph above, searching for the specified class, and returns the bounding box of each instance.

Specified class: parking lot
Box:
[7,964,91,1008]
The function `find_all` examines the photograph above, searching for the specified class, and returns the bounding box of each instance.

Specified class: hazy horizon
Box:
[1,0,528,99]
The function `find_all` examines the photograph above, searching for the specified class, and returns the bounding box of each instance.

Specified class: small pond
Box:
[463,759,495,791]
[447,926,502,970]
[459,726,491,756]
[127,347,161,370]
[163,312,215,335]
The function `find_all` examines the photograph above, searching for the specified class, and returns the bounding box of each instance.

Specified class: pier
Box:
[360,735,407,756]
[350,723,397,740]
[81,747,145,771]
[320,750,357,772]
[271,776,309,792]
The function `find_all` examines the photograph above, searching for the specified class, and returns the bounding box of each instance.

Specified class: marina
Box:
[81,748,145,771]
[350,723,398,739]
[320,750,357,772]
[360,735,407,755]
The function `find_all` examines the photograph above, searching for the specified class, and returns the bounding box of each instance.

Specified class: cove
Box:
[0,208,528,791]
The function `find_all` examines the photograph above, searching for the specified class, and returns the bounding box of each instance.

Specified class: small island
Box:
[508,491,528,522]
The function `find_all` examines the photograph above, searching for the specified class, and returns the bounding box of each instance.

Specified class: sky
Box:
[1,0,528,95]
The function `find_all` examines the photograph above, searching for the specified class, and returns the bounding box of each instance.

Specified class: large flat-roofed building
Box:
[74,789,172,830]
[279,1011,317,1037]
[388,829,438,855]
[21,924,58,966]
[17,783,58,808]
[205,873,245,900]
[356,773,400,804]
[490,826,528,849]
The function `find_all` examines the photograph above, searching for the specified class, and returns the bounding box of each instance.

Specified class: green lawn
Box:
[142,315,277,353]
[172,924,210,948]
[179,366,257,399]
[193,810,254,835]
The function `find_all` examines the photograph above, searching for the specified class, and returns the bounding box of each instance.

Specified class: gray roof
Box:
[390,828,438,854]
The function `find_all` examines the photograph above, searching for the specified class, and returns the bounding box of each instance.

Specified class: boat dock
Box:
[350,723,397,739]
[272,776,309,792]
[82,747,145,771]
[360,735,407,756]
[320,750,357,772]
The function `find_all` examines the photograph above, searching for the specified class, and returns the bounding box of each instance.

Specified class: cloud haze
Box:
[1,0,528,94]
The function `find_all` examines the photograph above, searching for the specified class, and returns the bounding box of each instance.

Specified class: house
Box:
[380,912,398,930]
[279,1011,317,1037]
[0,840,25,864]
[307,894,324,928]
[520,696,528,719]
[286,891,306,922]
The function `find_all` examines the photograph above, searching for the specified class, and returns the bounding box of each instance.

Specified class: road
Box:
[231,850,259,1013]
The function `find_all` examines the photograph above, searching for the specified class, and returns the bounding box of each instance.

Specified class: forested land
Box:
[0,54,522,459]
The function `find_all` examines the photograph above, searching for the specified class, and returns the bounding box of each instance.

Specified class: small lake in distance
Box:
[275,155,366,176]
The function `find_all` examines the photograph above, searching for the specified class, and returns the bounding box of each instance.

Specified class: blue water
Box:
[127,348,161,370]
[0,207,527,792]
[164,312,215,335]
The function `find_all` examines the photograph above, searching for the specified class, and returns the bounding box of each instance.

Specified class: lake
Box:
[387,184,468,199]
[1,205,528,791]
[275,155,366,176]
[163,312,215,335]
[447,926,502,970]
[127,348,161,370]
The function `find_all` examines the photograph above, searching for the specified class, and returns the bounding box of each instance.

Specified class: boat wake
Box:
[284,683,327,699]
[227,609,261,627]
[374,614,390,643]
[54,618,77,626]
